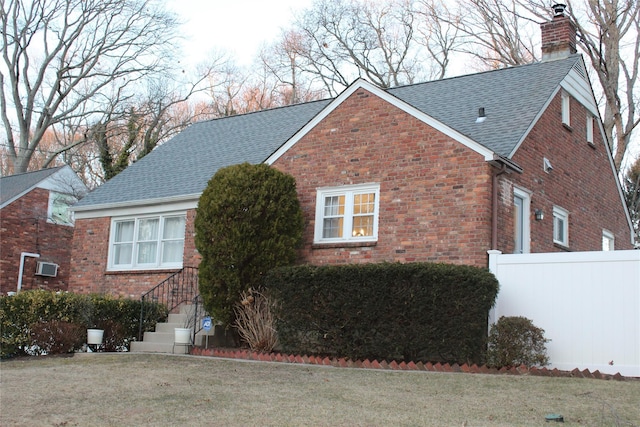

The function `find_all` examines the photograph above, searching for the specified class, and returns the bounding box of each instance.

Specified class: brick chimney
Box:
[540,4,577,61]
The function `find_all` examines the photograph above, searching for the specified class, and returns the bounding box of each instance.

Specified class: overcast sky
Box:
[167,0,314,68]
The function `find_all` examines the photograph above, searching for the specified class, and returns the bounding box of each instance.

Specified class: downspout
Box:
[489,155,523,250]
[491,165,508,250]
[17,252,40,293]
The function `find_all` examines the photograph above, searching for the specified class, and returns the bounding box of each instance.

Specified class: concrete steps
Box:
[130,305,215,354]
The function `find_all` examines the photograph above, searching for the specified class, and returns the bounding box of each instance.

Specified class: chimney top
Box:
[540,4,576,61]
[552,3,567,17]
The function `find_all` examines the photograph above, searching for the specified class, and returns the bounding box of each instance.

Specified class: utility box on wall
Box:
[36,262,58,277]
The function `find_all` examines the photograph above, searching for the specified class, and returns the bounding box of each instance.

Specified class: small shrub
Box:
[234,289,278,352]
[486,316,550,368]
[29,320,85,355]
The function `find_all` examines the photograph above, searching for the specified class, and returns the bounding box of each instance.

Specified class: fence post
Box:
[487,250,502,329]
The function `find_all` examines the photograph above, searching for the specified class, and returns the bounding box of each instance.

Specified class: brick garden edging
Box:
[190,347,629,381]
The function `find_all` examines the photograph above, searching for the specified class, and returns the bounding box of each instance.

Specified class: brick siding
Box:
[1,188,74,294]
[68,87,633,297]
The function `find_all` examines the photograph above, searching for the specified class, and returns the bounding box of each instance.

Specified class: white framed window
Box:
[513,187,531,254]
[586,113,594,144]
[47,191,76,226]
[553,206,569,246]
[602,229,614,251]
[314,183,380,243]
[108,213,186,270]
[561,91,571,126]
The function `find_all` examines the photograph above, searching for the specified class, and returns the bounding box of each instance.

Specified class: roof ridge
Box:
[0,165,64,180]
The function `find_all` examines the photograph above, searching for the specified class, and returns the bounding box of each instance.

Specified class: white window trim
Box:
[47,191,76,226]
[602,229,614,251]
[553,206,569,246]
[513,187,531,254]
[108,212,186,271]
[561,91,571,127]
[314,183,380,244]
[586,113,594,144]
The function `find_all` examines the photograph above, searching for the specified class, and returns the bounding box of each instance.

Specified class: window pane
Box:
[324,195,345,216]
[162,241,184,263]
[513,195,524,254]
[137,242,158,264]
[323,217,343,238]
[113,243,132,265]
[163,216,186,239]
[115,221,134,243]
[138,218,159,241]
[353,193,375,214]
[352,215,373,237]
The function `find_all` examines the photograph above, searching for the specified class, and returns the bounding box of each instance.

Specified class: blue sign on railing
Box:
[202,316,212,331]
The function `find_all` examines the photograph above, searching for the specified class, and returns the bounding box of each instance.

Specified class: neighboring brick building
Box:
[69,10,633,298]
[1,166,87,294]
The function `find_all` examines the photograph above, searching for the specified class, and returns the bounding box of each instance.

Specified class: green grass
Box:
[1,353,638,426]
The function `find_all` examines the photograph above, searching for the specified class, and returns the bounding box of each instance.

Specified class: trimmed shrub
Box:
[0,290,167,358]
[29,320,85,355]
[195,163,304,326]
[264,262,499,365]
[486,316,550,368]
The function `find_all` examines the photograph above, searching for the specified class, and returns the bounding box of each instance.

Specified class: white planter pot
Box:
[87,329,104,345]
[174,328,192,344]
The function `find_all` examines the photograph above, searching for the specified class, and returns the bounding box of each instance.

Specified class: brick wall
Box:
[273,88,493,268]
[1,188,74,294]
[498,90,633,252]
[69,210,201,298]
[67,86,633,297]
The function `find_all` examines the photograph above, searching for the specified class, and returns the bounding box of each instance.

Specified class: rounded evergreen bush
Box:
[486,316,550,368]
[195,163,304,326]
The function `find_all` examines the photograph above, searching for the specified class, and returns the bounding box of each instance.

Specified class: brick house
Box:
[1,166,87,294]
[69,11,633,298]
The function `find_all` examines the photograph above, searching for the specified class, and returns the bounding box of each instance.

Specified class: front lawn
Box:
[1,354,638,426]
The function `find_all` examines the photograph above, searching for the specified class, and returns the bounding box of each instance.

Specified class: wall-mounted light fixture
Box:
[535,209,544,221]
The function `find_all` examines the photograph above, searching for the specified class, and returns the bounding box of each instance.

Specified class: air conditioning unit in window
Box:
[36,262,58,277]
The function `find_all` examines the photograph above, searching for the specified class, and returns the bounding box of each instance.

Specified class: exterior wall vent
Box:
[36,261,58,277]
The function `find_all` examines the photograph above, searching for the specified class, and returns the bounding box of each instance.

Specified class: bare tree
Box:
[0,0,180,174]
[290,0,423,95]
[413,0,462,80]
[259,30,327,105]
[427,0,538,69]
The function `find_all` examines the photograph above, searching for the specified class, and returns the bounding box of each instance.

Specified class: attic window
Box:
[586,113,594,145]
[561,91,571,127]
[47,191,76,226]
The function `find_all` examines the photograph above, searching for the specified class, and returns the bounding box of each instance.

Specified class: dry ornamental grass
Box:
[1,353,639,426]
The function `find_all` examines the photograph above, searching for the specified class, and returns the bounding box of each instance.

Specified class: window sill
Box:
[312,241,377,249]
[105,268,182,275]
[587,141,596,149]
[553,242,571,252]
[562,123,573,132]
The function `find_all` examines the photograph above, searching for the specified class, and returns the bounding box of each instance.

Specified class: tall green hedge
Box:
[0,290,167,358]
[264,262,499,365]
[195,163,304,326]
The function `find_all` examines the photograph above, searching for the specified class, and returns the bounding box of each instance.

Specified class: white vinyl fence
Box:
[488,249,640,377]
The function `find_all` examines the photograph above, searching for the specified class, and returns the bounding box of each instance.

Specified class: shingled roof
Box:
[75,55,583,210]
[0,166,65,208]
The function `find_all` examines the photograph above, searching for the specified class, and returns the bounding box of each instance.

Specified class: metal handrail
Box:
[138,267,199,341]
